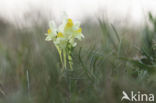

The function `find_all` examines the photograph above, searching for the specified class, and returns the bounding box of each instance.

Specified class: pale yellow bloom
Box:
[66,18,73,28]
[45,21,57,41]
[57,32,64,38]
[48,29,51,34]
[45,13,84,70]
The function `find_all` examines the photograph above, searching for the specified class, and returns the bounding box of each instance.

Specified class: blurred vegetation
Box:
[0,11,155,103]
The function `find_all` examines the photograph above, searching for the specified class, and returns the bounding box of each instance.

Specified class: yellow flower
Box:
[45,13,84,70]
[45,21,57,41]
[66,18,73,28]
[76,28,82,33]
[57,32,63,37]
[48,29,52,34]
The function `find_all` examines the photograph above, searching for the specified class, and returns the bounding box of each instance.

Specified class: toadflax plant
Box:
[45,14,84,70]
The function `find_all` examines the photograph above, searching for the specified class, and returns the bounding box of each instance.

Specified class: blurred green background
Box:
[0,11,156,103]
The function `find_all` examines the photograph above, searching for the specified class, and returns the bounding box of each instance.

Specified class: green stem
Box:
[56,46,63,67]
[63,49,67,69]
[68,54,73,70]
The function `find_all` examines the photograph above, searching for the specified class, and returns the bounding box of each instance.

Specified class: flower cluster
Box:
[45,14,84,70]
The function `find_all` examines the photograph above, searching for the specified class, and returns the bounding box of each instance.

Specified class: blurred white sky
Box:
[0,0,156,24]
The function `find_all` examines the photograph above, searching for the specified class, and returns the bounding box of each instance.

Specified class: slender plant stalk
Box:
[26,69,31,100]
[63,49,67,69]
[56,46,63,67]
